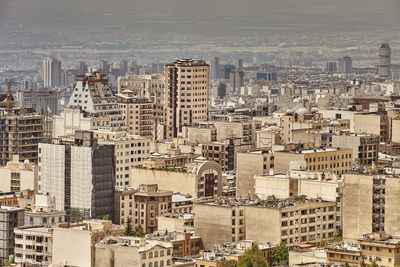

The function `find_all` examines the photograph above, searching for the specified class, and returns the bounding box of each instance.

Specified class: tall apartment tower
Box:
[39,131,115,221]
[42,57,61,88]
[378,42,391,79]
[0,86,44,165]
[164,59,210,138]
[211,56,220,80]
[337,56,352,74]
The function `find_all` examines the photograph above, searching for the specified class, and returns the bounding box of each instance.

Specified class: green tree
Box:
[271,242,289,266]
[133,225,145,237]
[102,214,110,220]
[345,263,351,267]
[368,259,379,267]
[124,217,134,236]
[360,260,368,267]
[238,245,268,267]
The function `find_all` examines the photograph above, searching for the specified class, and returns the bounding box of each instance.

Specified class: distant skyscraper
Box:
[120,60,128,76]
[78,61,88,75]
[229,69,244,94]
[235,58,243,69]
[217,83,227,99]
[378,42,391,79]
[43,57,61,88]
[164,59,209,138]
[211,56,220,80]
[326,61,337,73]
[99,60,110,73]
[337,56,352,74]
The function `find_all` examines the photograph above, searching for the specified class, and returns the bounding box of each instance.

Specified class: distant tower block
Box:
[378,42,391,79]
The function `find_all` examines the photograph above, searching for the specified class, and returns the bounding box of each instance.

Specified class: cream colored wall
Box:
[236,152,264,197]
[299,180,338,202]
[245,206,281,245]
[0,169,11,192]
[158,217,192,232]
[385,178,400,236]
[392,120,400,143]
[342,174,373,241]
[193,204,234,249]
[130,168,196,196]
[273,152,304,173]
[52,228,92,267]
[354,114,381,135]
[254,175,290,199]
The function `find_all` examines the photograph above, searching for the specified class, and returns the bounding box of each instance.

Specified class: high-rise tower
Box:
[164,59,209,138]
[378,42,391,79]
[211,56,220,80]
[43,57,61,88]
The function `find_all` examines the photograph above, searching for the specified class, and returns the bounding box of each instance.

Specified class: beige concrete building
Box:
[0,154,36,192]
[114,184,172,233]
[14,226,53,265]
[164,59,209,138]
[98,132,150,186]
[143,149,198,169]
[117,93,154,138]
[213,120,261,145]
[325,243,361,266]
[157,213,194,232]
[332,134,379,165]
[183,124,217,144]
[0,206,25,263]
[359,232,400,267]
[194,196,338,249]
[354,113,389,141]
[52,220,124,267]
[273,148,353,175]
[24,193,66,226]
[195,251,237,267]
[131,159,223,198]
[236,150,274,197]
[147,231,203,257]
[95,236,173,267]
[254,170,341,202]
[117,74,165,137]
[342,173,400,241]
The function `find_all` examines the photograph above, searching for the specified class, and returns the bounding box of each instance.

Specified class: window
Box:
[149,252,153,258]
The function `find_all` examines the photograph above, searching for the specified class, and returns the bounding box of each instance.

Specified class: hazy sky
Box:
[1,0,400,34]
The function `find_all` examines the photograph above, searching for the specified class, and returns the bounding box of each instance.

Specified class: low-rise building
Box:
[14,226,53,265]
[325,243,361,266]
[157,213,194,233]
[194,196,338,249]
[332,134,379,165]
[195,251,237,267]
[273,148,353,175]
[0,154,36,193]
[359,233,400,267]
[147,231,203,257]
[0,206,25,263]
[131,159,223,198]
[52,220,124,267]
[95,236,173,267]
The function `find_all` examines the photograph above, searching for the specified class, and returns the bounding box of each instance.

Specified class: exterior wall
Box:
[354,114,382,137]
[185,127,216,144]
[24,211,66,226]
[245,206,281,245]
[236,151,273,197]
[131,168,197,197]
[360,239,400,267]
[70,146,92,211]
[392,120,400,143]
[332,135,379,165]
[273,152,304,173]
[52,227,92,267]
[157,216,194,232]
[193,204,235,249]
[384,178,400,236]
[342,174,373,241]
[38,143,65,211]
[254,175,291,199]
[118,99,154,138]
[52,108,93,138]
